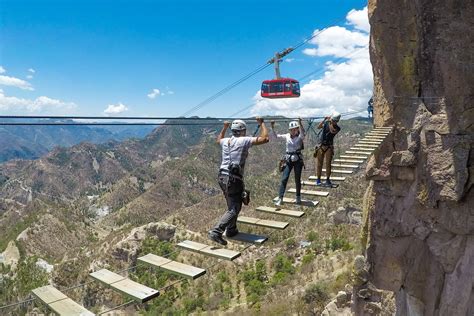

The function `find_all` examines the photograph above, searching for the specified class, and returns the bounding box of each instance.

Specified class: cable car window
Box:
[270,82,283,93]
[284,82,292,92]
[261,83,269,93]
[292,82,300,95]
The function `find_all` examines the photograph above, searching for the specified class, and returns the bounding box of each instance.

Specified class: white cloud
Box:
[28,68,36,73]
[250,7,372,118]
[285,58,295,63]
[104,103,128,114]
[147,88,162,99]
[26,74,34,80]
[347,7,370,32]
[304,25,368,58]
[0,66,5,74]
[0,90,76,113]
[0,75,34,90]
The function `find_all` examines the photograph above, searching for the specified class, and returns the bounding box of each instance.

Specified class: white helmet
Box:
[231,119,247,131]
[331,111,341,122]
[288,121,299,130]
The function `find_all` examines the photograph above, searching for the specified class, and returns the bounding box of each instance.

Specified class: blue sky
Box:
[0,0,371,119]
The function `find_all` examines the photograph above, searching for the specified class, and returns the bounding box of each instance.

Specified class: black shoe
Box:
[225,229,239,237]
[208,231,228,246]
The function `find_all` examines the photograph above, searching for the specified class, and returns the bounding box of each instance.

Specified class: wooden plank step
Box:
[274,197,319,207]
[345,151,371,155]
[177,240,240,260]
[288,188,329,197]
[322,168,353,174]
[226,232,268,244]
[350,147,374,152]
[89,269,159,303]
[374,127,393,130]
[359,140,382,143]
[354,144,379,148]
[340,155,367,159]
[367,133,389,136]
[32,285,95,316]
[364,136,385,140]
[334,158,364,163]
[359,141,382,145]
[308,176,346,181]
[349,145,375,152]
[331,163,359,168]
[256,206,305,218]
[238,216,289,230]
[138,254,206,280]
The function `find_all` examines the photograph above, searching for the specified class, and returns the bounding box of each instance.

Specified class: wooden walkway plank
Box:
[350,148,374,152]
[345,151,371,155]
[359,140,382,144]
[340,155,368,159]
[364,136,385,140]
[354,144,379,148]
[367,133,389,136]
[138,254,206,280]
[226,232,268,244]
[331,163,360,168]
[358,142,382,146]
[307,175,346,181]
[238,216,289,230]
[89,269,159,303]
[275,197,319,207]
[321,168,353,174]
[334,158,364,163]
[177,240,241,260]
[32,286,95,316]
[256,206,305,218]
[287,188,329,197]
[351,146,375,150]
[365,134,386,137]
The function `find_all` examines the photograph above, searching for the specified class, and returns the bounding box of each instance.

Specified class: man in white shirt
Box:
[270,118,305,206]
[208,117,269,246]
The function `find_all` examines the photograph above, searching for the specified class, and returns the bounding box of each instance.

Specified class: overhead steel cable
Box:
[180,63,273,117]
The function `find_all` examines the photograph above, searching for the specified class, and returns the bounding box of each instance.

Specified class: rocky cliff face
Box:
[364,0,473,315]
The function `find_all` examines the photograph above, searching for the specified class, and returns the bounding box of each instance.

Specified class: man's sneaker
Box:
[274,197,283,207]
[225,229,239,238]
[315,179,322,186]
[295,196,302,204]
[325,179,332,186]
[208,231,227,246]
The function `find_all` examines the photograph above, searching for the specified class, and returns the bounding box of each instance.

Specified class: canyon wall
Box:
[365,0,473,315]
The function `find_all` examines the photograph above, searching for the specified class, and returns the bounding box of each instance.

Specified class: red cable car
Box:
[261,47,300,99]
[261,78,300,98]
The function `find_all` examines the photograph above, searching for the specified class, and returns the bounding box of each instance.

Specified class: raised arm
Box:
[298,118,305,139]
[216,121,230,144]
[328,120,339,134]
[269,120,279,141]
[318,117,329,129]
[252,117,269,145]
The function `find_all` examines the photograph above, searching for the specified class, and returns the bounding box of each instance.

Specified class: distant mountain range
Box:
[0,119,155,162]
